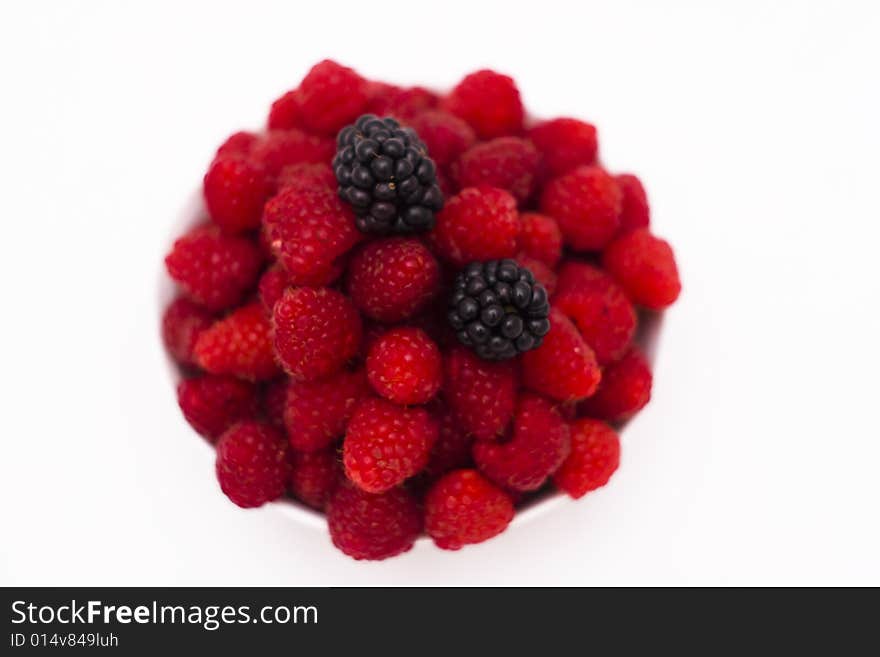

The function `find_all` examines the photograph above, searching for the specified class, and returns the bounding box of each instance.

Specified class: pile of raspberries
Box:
[162,60,681,560]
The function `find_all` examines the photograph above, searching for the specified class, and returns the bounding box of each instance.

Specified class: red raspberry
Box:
[443,70,524,139]
[408,110,476,168]
[215,421,291,508]
[540,166,622,251]
[343,397,438,493]
[194,303,280,381]
[288,448,341,510]
[347,238,440,323]
[275,162,336,194]
[257,263,290,313]
[521,308,601,402]
[295,60,369,135]
[473,394,571,491]
[443,346,517,441]
[366,327,442,405]
[431,187,520,267]
[554,418,620,498]
[267,89,303,130]
[518,212,562,268]
[216,131,259,158]
[602,228,681,310]
[203,155,272,233]
[161,297,214,367]
[272,287,362,382]
[262,186,361,286]
[250,130,335,177]
[283,368,369,452]
[177,374,259,440]
[262,378,288,428]
[424,401,474,478]
[326,482,422,560]
[453,137,540,203]
[368,85,439,120]
[165,225,263,311]
[553,262,637,364]
[579,347,652,422]
[615,173,650,233]
[514,254,557,296]
[424,469,514,550]
[528,118,598,177]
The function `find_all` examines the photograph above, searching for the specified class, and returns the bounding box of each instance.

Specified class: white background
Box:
[1,0,878,586]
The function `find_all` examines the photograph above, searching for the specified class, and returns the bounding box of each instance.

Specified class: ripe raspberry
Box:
[177,374,259,440]
[296,60,369,135]
[366,327,442,405]
[165,225,263,311]
[453,137,540,203]
[262,186,361,286]
[431,187,520,267]
[251,130,335,177]
[553,418,620,498]
[257,264,291,313]
[275,162,336,195]
[267,89,303,130]
[518,212,562,268]
[514,254,557,296]
[408,110,476,168]
[553,262,637,364]
[194,303,280,381]
[443,70,524,139]
[579,347,652,422]
[343,397,438,493]
[216,131,259,158]
[272,287,362,382]
[347,237,440,322]
[283,368,369,452]
[368,85,439,120]
[602,228,681,310]
[424,401,474,478]
[203,155,272,233]
[161,297,214,366]
[326,482,422,560]
[473,394,571,491]
[521,308,601,402]
[528,118,598,177]
[424,469,514,550]
[443,346,517,441]
[288,448,341,510]
[615,173,650,233]
[215,421,291,508]
[540,166,622,251]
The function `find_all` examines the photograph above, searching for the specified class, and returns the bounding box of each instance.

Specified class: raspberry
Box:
[165,225,263,311]
[283,368,369,452]
[521,308,601,402]
[272,287,362,382]
[366,327,442,405]
[343,397,438,493]
[443,345,517,441]
[431,187,520,267]
[257,264,290,313]
[262,186,361,286]
[518,212,562,268]
[267,89,303,130]
[347,237,440,322]
[194,303,280,381]
[408,110,476,168]
[262,378,287,428]
[216,131,259,158]
[553,262,637,364]
[473,394,571,491]
[288,449,341,510]
[514,254,557,296]
[296,60,369,135]
[527,118,598,177]
[215,421,291,508]
[161,297,214,366]
[540,166,622,251]
[424,469,514,550]
[615,173,650,233]
[275,162,336,194]
[553,418,620,498]
[443,70,524,139]
[424,401,474,478]
[579,347,652,422]
[251,130,335,178]
[177,374,259,440]
[602,228,681,310]
[453,137,540,203]
[326,482,422,560]
[368,85,439,120]
[203,155,272,233]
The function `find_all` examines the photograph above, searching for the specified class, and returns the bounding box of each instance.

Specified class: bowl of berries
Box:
[160,60,681,560]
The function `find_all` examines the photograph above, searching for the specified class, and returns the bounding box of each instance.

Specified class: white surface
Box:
[1,0,878,586]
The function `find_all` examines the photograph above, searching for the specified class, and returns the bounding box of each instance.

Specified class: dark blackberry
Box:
[333,114,444,235]
[448,259,551,361]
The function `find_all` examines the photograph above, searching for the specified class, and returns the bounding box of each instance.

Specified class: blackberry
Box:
[333,114,444,235]
[448,259,551,361]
